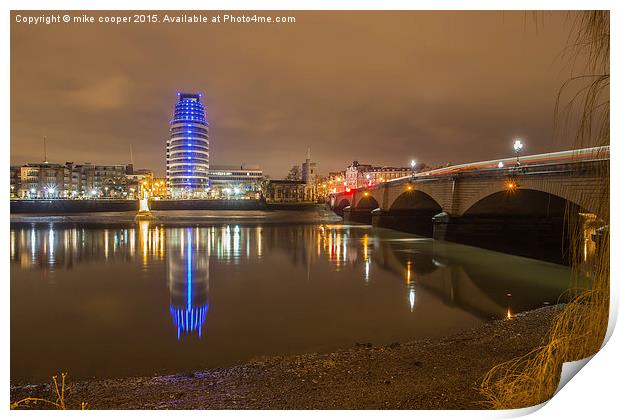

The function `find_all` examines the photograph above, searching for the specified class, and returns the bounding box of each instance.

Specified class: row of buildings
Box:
[9,161,266,200]
[10,162,158,199]
[11,92,414,202]
[10,157,413,201]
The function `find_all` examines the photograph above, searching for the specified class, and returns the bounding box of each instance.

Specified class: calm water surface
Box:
[11,220,572,382]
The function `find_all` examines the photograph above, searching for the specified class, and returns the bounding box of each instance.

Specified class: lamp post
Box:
[410,160,417,179]
[513,139,524,166]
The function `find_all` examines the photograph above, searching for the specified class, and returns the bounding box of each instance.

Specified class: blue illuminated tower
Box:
[166,92,209,198]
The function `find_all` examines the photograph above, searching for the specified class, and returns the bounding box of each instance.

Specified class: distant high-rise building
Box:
[166,92,209,198]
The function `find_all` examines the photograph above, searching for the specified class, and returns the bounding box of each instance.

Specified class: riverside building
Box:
[208,164,263,199]
[12,162,152,199]
[344,161,412,190]
[166,92,210,198]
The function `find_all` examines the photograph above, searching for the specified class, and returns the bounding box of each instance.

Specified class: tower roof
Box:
[177,92,202,101]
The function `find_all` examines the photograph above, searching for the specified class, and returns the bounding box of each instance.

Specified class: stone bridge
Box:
[330,147,609,264]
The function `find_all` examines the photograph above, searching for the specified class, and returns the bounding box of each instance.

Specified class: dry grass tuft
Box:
[10,373,89,410]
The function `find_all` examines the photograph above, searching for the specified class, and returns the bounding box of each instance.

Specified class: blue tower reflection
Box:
[166,228,210,339]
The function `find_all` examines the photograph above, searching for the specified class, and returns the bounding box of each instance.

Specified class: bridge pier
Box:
[432,212,575,264]
[342,206,375,224]
[371,208,437,237]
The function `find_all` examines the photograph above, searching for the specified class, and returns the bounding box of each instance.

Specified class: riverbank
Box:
[10,199,330,214]
[10,305,562,410]
[10,208,341,226]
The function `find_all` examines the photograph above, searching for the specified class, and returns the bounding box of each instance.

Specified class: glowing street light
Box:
[498,161,504,169]
[513,139,524,166]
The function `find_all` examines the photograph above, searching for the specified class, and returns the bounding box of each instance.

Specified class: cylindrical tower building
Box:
[166,92,209,198]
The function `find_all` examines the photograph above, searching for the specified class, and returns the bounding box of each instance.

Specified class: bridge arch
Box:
[350,190,383,209]
[356,195,380,210]
[460,178,601,217]
[389,189,442,212]
[371,189,442,237]
[463,189,581,218]
[455,187,600,265]
[333,198,351,216]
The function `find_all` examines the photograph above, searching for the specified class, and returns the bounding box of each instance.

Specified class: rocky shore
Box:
[10,305,562,410]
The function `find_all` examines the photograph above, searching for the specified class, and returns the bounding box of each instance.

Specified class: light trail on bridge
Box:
[386,146,609,184]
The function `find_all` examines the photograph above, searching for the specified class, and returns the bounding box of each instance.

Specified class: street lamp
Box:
[410,160,417,179]
[513,139,524,166]
[498,161,504,169]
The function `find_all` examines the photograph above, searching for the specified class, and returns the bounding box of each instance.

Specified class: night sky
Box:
[11,11,585,178]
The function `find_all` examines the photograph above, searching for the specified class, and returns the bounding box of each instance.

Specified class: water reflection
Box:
[166,228,210,339]
[11,222,578,382]
[10,222,268,270]
[10,222,575,324]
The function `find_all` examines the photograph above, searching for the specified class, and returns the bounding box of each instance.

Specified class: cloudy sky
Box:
[11,11,587,178]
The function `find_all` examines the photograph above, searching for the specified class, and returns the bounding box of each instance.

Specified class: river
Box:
[10,213,573,383]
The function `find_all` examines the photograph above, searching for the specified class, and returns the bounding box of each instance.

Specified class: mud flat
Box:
[10,305,562,410]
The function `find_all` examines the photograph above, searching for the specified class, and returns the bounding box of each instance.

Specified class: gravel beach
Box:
[10,305,562,410]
